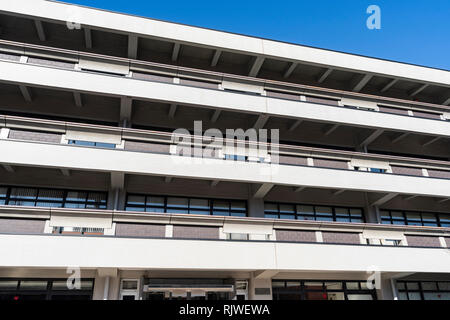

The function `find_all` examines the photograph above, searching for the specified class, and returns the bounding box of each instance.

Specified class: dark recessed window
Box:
[125,194,247,217]
[272,280,377,300]
[265,202,364,223]
[0,186,107,209]
[0,278,94,301]
[380,210,447,227]
[397,281,450,300]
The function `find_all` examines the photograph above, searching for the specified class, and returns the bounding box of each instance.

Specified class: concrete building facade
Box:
[0,0,449,300]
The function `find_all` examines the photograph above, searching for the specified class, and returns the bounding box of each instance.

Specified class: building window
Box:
[125,194,247,217]
[272,280,376,300]
[0,278,94,300]
[397,281,450,300]
[264,202,364,223]
[68,140,115,149]
[380,210,449,227]
[0,186,107,209]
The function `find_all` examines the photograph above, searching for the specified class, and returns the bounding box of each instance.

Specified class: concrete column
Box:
[248,197,265,218]
[106,189,116,210]
[93,268,119,300]
[248,275,272,300]
[116,189,127,211]
[377,277,395,300]
[364,193,380,223]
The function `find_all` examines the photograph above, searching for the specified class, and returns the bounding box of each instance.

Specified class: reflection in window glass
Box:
[19,281,48,290]
[125,194,247,217]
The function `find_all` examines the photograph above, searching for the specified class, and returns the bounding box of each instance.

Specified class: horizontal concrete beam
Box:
[3,1,449,86]
[3,140,450,198]
[0,234,448,273]
[1,61,449,138]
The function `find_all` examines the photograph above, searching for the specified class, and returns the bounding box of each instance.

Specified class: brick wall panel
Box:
[322,231,360,244]
[276,229,316,242]
[0,218,45,234]
[115,223,165,238]
[406,235,442,248]
[173,225,219,240]
[8,129,62,143]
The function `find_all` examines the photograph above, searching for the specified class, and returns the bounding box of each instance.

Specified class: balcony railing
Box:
[0,39,449,118]
[0,205,448,249]
[1,114,450,182]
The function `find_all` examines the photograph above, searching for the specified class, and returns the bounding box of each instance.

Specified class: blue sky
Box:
[63,0,450,70]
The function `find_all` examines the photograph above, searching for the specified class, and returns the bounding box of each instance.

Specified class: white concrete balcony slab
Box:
[0,60,449,137]
[0,234,448,273]
[2,139,450,198]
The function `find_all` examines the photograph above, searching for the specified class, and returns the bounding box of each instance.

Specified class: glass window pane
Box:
[264,203,278,212]
[230,201,246,211]
[391,211,404,218]
[127,195,145,206]
[335,208,349,217]
[147,196,164,207]
[285,281,301,288]
[36,202,62,208]
[10,188,37,200]
[421,282,437,291]
[438,214,450,227]
[279,214,296,220]
[398,292,408,300]
[396,282,406,290]
[0,280,18,289]
[347,294,373,300]
[407,292,422,300]
[346,282,360,290]
[126,206,145,212]
[230,212,246,217]
[0,187,7,197]
[265,213,278,219]
[19,281,48,290]
[122,280,138,290]
[380,210,390,218]
[66,191,87,202]
[272,281,285,288]
[279,204,295,213]
[37,189,64,201]
[438,282,450,291]
[424,292,450,300]
[190,198,209,209]
[350,209,363,217]
[315,206,332,215]
[297,205,314,215]
[212,211,229,216]
[324,282,343,290]
[406,282,420,290]
[87,192,106,203]
[167,197,188,208]
[213,200,229,210]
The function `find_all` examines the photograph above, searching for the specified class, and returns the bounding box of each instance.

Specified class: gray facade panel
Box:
[276,229,316,242]
[406,235,442,248]
[124,141,170,154]
[115,223,166,238]
[0,218,45,234]
[173,225,219,240]
[8,129,62,143]
[322,231,360,244]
